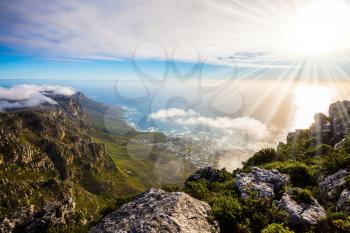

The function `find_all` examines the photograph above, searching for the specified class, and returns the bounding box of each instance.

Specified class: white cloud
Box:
[150,108,281,170]
[150,108,199,119]
[0,84,76,111]
[2,0,346,65]
[150,108,271,141]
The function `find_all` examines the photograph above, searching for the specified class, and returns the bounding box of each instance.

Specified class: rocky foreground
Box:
[90,188,218,233]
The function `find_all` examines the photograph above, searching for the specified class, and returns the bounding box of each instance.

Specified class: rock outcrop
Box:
[236,167,290,198]
[319,169,348,200]
[90,189,218,233]
[329,100,350,143]
[319,169,350,214]
[0,197,75,233]
[276,193,326,226]
[309,113,332,145]
[287,100,350,146]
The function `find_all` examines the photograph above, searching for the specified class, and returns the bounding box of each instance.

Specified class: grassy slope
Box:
[80,95,196,195]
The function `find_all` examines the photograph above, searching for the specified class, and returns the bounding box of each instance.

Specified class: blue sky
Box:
[0,45,240,80]
[0,0,293,81]
[1,0,349,81]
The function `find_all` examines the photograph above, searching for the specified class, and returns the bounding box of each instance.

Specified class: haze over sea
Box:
[2,79,350,170]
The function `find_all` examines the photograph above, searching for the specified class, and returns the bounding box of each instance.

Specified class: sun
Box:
[280,0,350,57]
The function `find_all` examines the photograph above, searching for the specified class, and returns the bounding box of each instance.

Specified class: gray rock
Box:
[319,169,348,200]
[309,113,332,144]
[334,138,346,149]
[0,205,35,233]
[329,100,350,143]
[337,189,350,214]
[236,167,290,198]
[90,188,218,233]
[276,193,326,226]
[0,197,75,233]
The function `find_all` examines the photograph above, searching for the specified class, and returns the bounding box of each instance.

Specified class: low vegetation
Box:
[182,123,350,232]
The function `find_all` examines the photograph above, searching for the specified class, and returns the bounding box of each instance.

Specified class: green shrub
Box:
[210,196,242,232]
[161,184,180,192]
[184,179,209,200]
[244,148,279,168]
[240,198,289,233]
[283,130,313,161]
[290,188,314,204]
[263,161,315,187]
[321,150,350,175]
[316,213,350,233]
[337,135,350,154]
[209,196,290,233]
[262,223,294,233]
[306,144,333,157]
[333,218,350,232]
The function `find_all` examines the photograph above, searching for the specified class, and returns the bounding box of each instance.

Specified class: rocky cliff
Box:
[0,89,198,232]
[0,93,123,232]
[306,100,350,146]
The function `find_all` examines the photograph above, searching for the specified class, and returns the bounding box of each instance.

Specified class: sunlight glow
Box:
[291,85,334,130]
[282,0,350,57]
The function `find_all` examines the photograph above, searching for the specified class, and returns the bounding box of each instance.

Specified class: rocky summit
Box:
[90,188,219,233]
[307,100,350,146]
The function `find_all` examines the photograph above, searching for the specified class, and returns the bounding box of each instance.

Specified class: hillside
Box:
[92,100,350,233]
[0,92,195,232]
[2,92,350,233]
[180,100,350,233]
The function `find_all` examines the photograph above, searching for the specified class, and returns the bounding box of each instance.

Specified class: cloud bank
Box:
[1,0,337,65]
[150,108,273,149]
[150,108,280,170]
[0,85,76,111]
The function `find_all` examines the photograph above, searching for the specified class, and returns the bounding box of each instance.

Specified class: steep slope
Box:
[0,91,198,232]
[79,93,196,189]
[0,93,132,232]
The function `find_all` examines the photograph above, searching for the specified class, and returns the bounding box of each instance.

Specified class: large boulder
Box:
[319,169,348,200]
[276,193,326,227]
[90,189,218,233]
[236,167,290,198]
